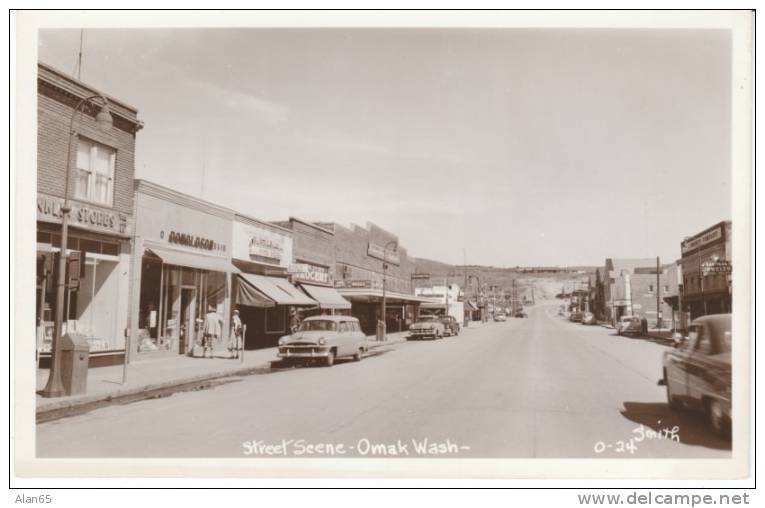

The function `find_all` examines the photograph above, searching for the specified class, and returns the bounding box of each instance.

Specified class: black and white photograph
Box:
[11,9,754,485]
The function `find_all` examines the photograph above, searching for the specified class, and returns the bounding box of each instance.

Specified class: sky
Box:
[38,27,732,267]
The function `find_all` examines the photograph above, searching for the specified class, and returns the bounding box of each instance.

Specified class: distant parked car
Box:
[581,312,597,325]
[513,309,527,318]
[277,316,367,367]
[659,314,731,437]
[439,315,461,336]
[493,312,507,322]
[617,315,642,336]
[409,315,446,340]
[569,311,583,322]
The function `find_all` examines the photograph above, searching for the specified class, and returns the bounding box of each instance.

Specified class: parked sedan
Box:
[659,314,731,437]
[408,315,446,340]
[439,315,461,336]
[581,312,597,325]
[493,312,507,322]
[277,316,367,367]
[569,311,583,322]
[617,315,642,335]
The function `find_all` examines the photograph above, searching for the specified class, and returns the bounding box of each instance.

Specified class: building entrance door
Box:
[179,287,197,355]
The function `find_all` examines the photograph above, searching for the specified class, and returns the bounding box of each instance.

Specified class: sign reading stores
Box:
[37,193,131,236]
[232,221,292,268]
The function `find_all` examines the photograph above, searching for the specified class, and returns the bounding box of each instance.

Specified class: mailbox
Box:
[60,333,90,396]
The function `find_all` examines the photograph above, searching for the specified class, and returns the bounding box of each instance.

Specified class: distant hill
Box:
[410,257,599,301]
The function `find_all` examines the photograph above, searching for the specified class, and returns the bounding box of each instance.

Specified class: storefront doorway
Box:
[179,287,197,355]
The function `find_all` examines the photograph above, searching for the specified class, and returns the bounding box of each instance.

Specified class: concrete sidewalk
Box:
[36,331,410,419]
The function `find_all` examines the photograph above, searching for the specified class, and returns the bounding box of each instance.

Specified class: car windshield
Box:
[299,320,337,332]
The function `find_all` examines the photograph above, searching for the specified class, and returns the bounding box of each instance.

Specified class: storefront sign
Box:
[702,260,732,275]
[367,242,401,265]
[682,226,723,254]
[335,279,384,290]
[166,230,225,252]
[289,263,331,285]
[232,221,292,268]
[37,193,132,236]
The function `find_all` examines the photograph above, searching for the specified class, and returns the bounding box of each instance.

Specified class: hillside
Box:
[411,258,599,301]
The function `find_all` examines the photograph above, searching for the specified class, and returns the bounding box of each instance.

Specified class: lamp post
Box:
[380,240,398,341]
[41,94,113,398]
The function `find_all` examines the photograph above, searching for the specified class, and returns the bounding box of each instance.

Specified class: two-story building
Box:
[680,221,732,319]
[36,62,143,367]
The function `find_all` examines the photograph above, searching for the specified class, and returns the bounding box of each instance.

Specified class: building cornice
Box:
[38,61,143,132]
[134,179,235,220]
[235,213,294,236]
[287,216,335,236]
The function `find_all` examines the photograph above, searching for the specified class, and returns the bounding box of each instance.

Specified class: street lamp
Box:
[379,240,398,341]
[41,94,113,398]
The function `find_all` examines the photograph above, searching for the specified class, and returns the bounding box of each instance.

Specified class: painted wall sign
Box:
[289,263,331,285]
[232,221,292,268]
[682,226,724,255]
[367,242,401,265]
[166,230,225,252]
[37,193,132,236]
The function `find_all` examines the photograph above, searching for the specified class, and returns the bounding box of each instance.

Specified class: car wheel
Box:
[353,348,363,362]
[707,399,729,438]
[324,350,335,367]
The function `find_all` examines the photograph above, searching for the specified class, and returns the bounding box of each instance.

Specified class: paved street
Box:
[37,301,731,458]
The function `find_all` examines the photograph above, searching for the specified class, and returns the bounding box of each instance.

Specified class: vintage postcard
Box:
[12,9,754,482]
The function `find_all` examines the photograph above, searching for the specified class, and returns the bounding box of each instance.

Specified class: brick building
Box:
[680,221,732,319]
[603,258,674,327]
[36,62,143,366]
[272,217,351,316]
[317,222,427,335]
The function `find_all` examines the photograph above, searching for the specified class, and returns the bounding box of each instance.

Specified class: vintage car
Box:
[408,315,446,340]
[617,315,642,335]
[276,316,367,367]
[569,311,583,322]
[581,311,597,325]
[513,309,527,318]
[493,312,507,322]
[439,315,461,336]
[659,314,731,437]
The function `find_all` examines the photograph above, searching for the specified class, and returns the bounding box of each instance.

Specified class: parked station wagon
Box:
[659,314,731,437]
[277,316,367,367]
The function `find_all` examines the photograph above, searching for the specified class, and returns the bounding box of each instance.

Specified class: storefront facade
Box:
[36,62,142,367]
[680,221,732,320]
[274,217,351,316]
[328,222,423,335]
[232,215,316,349]
[130,180,237,358]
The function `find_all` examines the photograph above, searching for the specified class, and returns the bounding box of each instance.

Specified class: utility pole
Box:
[656,256,662,330]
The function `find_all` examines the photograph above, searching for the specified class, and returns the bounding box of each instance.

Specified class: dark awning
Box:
[238,273,316,306]
[148,246,240,273]
[236,277,275,308]
[299,284,351,310]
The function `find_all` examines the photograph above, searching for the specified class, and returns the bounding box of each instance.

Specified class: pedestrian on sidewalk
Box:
[229,309,243,359]
[640,316,648,336]
[202,305,222,359]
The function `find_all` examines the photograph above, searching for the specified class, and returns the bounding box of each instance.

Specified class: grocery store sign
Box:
[289,263,331,285]
[682,227,723,254]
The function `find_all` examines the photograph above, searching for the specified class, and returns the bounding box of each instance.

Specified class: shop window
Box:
[265,306,286,333]
[206,271,226,314]
[181,268,196,286]
[75,137,116,206]
[648,285,654,293]
[79,238,101,254]
[37,231,51,244]
[101,242,120,256]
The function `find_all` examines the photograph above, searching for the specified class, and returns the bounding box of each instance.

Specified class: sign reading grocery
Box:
[37,193,131,236]
[367,242,401,265]
[289,263,331,285]
[682,226,723,254]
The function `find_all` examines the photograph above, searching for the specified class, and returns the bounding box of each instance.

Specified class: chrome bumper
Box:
[278,346,331,358]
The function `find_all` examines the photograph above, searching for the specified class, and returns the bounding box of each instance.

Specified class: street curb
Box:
[37,335,411,422]
[36,362,272,423]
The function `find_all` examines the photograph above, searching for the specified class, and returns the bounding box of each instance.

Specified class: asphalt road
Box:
[36,301,731,458]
